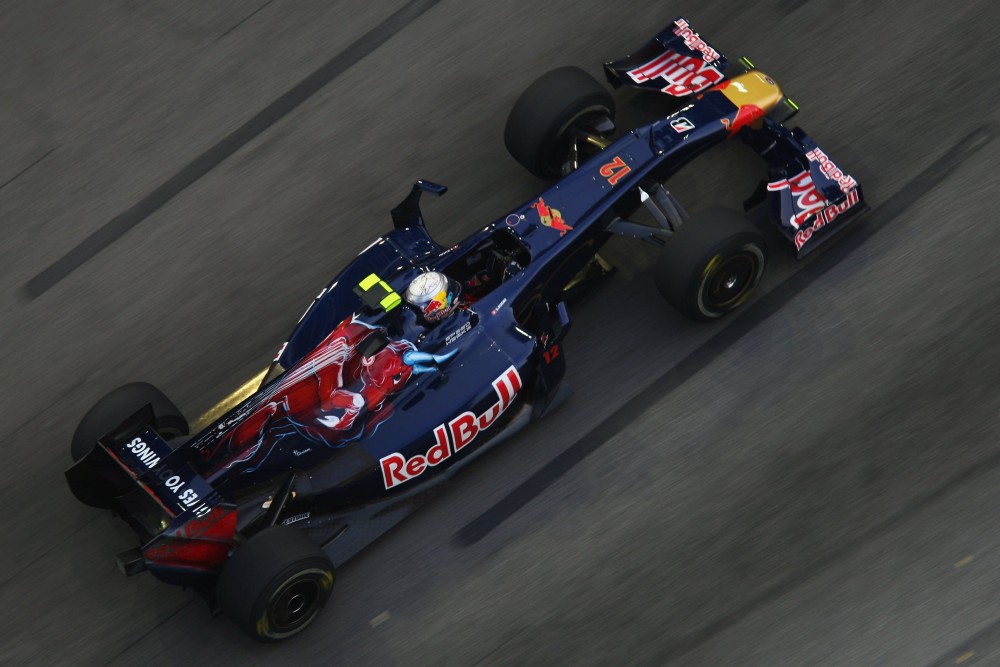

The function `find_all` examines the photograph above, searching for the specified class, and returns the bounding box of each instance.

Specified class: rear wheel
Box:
[504,66,615,179]
[216,526,335,642]
[71,382,188,462]
[655,208,767,321]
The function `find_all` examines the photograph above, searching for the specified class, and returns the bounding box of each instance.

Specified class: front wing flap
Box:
[604,16,728,96]
[743,119,869,256]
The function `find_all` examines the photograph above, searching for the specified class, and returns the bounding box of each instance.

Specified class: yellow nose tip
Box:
[719,71,785,116]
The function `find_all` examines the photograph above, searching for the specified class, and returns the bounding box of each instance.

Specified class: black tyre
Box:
[655,208,767,321]
[217,526,334,642]
[504,66,615,179]
[71,382,189,462]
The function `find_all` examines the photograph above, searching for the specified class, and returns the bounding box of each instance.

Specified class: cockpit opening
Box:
[443,228,531,302]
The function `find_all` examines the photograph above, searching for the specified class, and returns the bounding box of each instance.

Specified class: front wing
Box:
[742,119,869,256]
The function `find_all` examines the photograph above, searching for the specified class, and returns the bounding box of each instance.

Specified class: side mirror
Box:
[415,180,447,196]
[391,180,448,230]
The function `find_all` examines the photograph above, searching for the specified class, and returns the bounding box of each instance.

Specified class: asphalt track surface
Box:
[1,1,999,665]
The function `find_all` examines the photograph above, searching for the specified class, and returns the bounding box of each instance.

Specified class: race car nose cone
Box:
[719,70,784,117]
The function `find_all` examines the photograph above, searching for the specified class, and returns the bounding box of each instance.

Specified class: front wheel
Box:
[655,208,767,321]
[216,526,334,642]
[504,66,615,179]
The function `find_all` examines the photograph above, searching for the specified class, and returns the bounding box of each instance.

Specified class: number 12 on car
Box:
[599,156,631,186]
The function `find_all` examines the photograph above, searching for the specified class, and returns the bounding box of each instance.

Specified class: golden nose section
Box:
[719,71,784,116]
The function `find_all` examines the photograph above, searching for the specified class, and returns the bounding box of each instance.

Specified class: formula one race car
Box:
[66,18,866,641]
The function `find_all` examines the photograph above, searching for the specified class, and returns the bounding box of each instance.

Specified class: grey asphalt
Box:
[1,0,999,665]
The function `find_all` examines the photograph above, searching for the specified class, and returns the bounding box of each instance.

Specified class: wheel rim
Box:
[703,250,761,310]
[550,106,613,176]
[265,569,329,637]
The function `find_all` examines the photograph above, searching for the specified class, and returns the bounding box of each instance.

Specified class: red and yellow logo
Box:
[531,197,573,236]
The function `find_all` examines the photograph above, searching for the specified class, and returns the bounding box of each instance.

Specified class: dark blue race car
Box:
[66,18,867,641]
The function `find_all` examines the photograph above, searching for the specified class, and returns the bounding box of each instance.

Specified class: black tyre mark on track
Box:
[455,124,996,549]
[21,0,443,300]
[0,148,55,193]
[216,0,278,40]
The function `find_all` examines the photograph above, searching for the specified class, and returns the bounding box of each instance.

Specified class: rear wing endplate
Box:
[66,407,223,535]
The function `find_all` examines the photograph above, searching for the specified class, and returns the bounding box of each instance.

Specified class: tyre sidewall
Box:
[690,236,766,319]
[71,382,188,463]
[248,560,334,642]
[504,66,615,179]
[217,526,335,642]
[655,209,768,321]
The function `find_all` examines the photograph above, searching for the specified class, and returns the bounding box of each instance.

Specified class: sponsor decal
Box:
[719,104,765,136]
[126,437,160,470]
[767,170,828,230]
[379,366,522,489]
[111,432,220,519]
[423,287,452,317]
[292,448,312,457]
[505,213,523,227]
[490,297,507,316]
[176,505,232,540]
[143,505,237,567]
[147,463,215,517]
[162,474,202,509]
[598,155,632,186]
[794,188,861,250]
[805,147,857,193]
[445,321,473,345]
[190,503,214,519]
[531,197,573,236]
[282,512,311,525]
[672,18,720,63]
[166,506,236,540]
[543,343,561,365]
[627,50,723,96]
[670,117,695,133]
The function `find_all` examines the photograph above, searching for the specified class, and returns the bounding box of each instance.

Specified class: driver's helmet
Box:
[404,271,460,323]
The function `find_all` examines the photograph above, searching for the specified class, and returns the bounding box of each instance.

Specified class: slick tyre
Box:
[71,382,189,463]
[504,66,615,179]
[217,526,335,642]
[656,208,767,321]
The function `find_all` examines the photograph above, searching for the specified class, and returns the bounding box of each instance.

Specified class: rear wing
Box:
[66,407,236,580]
[604,17,728,96]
